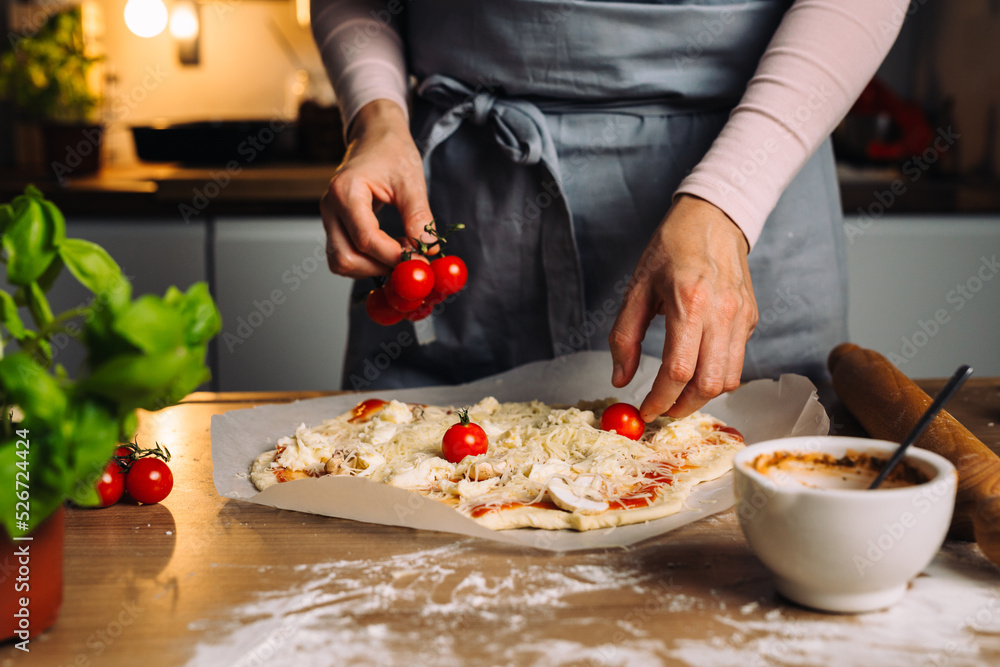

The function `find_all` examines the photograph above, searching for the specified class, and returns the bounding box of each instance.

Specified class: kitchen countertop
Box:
[0,163,340,217]
[3,379,999,666]
[2,163,999,219]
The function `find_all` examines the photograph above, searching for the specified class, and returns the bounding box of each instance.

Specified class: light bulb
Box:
[170,2,199,40]
[124,0,168,38]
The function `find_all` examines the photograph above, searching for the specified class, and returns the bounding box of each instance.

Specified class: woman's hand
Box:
[321,100,435,277]
[608,195,758,421]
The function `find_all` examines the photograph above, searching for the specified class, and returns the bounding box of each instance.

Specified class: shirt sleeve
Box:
[311,0,409,132]
[674,0,912,248]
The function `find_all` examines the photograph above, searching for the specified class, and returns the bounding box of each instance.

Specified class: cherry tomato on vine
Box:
[126,458,174,505]
[600,402,645,440]
[383,283,424,313]
[424,289,446,306]
[95,460,126,507]
[431,256,468,296]
[365,288,404,326]
[442,409,488,463]
[391,258,435,301]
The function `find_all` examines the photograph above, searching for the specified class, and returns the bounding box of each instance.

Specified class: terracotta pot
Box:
[1,506,65,643]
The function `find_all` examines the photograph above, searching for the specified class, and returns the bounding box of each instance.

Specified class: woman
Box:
[312,0,909,420]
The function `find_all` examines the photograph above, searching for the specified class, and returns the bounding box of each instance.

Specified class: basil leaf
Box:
[0,353,67,423]
[40,199,67,248]
[164,283,222,346]
[0,290,26,340]
[64,400,118,507]
[25,280,54,327]
[59,238,130,308]
[3,195,59,285]
[0,203,13,235]
[80,346,198,411]
[111,294,186,354]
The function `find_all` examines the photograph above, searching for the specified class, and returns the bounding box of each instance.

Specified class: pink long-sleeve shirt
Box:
[312,0,909,248]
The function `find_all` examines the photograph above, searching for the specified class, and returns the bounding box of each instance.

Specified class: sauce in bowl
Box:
[751,448,930,490]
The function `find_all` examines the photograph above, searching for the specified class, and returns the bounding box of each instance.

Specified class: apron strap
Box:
[415,74,588,355]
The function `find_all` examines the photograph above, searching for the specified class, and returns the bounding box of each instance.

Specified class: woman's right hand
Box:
[321,100,436,278]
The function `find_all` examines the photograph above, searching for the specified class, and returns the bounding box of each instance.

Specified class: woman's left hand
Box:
[608,195,759,421]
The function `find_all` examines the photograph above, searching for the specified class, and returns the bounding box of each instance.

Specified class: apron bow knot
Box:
[413,73,588,359]
[417,74,545,165]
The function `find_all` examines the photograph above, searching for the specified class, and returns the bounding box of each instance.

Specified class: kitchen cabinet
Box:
[844,214,1000,377]
[213,217,354,391]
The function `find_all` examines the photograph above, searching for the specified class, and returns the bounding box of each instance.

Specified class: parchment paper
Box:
[211,351,829,552]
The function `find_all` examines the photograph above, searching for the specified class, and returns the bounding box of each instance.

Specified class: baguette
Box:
[828,343,1000,566]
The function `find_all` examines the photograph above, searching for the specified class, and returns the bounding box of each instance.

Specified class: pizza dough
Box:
[249,397,744,531]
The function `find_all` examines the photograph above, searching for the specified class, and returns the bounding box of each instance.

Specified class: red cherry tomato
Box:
[391,258,435,301]
[126,458,174,505]
[600,402,645,440]
[95,460,126,507]
[442,410,488,463]
[424,289,446,306]
[365,288,404,326]
[383,283,424,313]
[431,256,468,296]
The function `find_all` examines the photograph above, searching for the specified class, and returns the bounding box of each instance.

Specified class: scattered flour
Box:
[185,541,1000,667]
[668,543,1000,667]
[185,541,672,667]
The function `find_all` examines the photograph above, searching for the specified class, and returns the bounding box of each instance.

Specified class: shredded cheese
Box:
[261,397,744,520]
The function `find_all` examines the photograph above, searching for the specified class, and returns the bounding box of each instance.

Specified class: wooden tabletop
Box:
[4,381,1000,666]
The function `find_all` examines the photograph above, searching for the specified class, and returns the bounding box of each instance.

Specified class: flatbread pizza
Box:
[250,397,744,531]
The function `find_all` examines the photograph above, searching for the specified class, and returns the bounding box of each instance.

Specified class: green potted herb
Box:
[0,186,221,640]
[0,7,103,177]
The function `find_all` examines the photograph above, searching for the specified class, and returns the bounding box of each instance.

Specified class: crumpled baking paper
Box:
[211,351,829,552]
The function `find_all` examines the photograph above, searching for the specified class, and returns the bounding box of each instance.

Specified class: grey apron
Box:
[341,0,847,390]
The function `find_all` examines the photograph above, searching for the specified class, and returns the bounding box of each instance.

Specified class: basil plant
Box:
[0,186,221,537]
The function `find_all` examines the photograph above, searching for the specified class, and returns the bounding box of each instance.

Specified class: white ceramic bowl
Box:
[733,436,957,613]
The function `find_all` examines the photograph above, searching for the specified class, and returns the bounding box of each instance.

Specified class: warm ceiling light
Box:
[123,0,168,38]
[170,2,199,40]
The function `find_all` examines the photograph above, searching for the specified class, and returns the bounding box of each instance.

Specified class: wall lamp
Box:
[124,0,201,66]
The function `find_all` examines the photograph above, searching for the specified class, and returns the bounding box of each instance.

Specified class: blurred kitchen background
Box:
[0,0,997,391]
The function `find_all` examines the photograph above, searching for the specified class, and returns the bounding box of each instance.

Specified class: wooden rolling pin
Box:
[828,342,1000,566]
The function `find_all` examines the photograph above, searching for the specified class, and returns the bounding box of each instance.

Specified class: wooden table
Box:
[4,382,1000,666]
